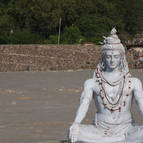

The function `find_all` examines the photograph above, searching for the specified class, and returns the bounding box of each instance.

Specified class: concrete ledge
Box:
[0,45,142,72]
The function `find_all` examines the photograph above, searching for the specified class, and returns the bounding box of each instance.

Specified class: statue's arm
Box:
[133,78,143,115]
[73,79,94,124]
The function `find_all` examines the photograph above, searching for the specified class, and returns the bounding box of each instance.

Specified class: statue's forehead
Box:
[104,49,121,55]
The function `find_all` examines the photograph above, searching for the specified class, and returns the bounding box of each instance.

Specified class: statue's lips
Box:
[110,63,117,67]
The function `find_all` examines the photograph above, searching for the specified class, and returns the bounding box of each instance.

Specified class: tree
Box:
[0,0,142,44]
[123,0,143,35]
[8,0,61,37]
[61,26,82,44]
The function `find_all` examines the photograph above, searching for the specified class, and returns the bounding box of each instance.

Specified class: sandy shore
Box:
[0,69,143,143]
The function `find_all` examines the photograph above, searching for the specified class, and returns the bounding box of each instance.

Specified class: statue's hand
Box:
[69,122,80,143]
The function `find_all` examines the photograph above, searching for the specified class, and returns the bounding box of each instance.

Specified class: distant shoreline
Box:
[0,45,142,72]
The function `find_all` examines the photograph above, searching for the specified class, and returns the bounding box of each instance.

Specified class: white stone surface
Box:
[68,28,143,143]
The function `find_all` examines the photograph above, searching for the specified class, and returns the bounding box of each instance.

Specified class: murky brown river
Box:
[0,69,143,143]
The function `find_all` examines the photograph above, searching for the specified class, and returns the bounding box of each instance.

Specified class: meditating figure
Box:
[68,28,143,143]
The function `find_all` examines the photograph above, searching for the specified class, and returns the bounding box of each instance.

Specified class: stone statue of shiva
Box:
[68,28,143,143]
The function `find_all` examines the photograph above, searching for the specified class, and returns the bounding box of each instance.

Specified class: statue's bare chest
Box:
[92,75,133,113]
[93,78,131,97]
[103,84,121,98]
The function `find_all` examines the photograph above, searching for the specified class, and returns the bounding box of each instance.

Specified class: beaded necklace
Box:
[100,71,125,86]
[102,77,125,105]
[95,68,132,113]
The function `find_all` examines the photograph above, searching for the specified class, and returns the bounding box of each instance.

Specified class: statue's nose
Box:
[111,56,114,62]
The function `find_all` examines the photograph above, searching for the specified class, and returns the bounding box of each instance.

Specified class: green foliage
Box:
[61,26,82,44]
[45,35,58,44]
[0,0,142,44]
[0,35,8,44]
[7,29,43,44]
[8,0,61,36]
[60,0,79,27]
[123,0,143,35]
[0,29,43,44]
[77,15,114,36]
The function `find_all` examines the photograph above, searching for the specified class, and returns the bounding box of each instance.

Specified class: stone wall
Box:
[0,45,101,72]
[0,45,141,72]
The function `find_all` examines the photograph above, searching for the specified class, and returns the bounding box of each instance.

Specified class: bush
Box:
[77,14,116,44]
[6,29,43,44]
[0,35,8,44]
[45,35,58,44]
[61,26,82,44]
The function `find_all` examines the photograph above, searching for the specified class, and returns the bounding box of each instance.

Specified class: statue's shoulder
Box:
[126,72,141,84]
[130,77,142,89]
[130,77,142,84]
[83,78,95,90]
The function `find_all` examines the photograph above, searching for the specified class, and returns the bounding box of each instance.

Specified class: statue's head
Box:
[98,28,129,73]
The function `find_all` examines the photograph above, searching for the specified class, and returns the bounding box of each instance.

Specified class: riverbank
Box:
[0,45,142,72]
